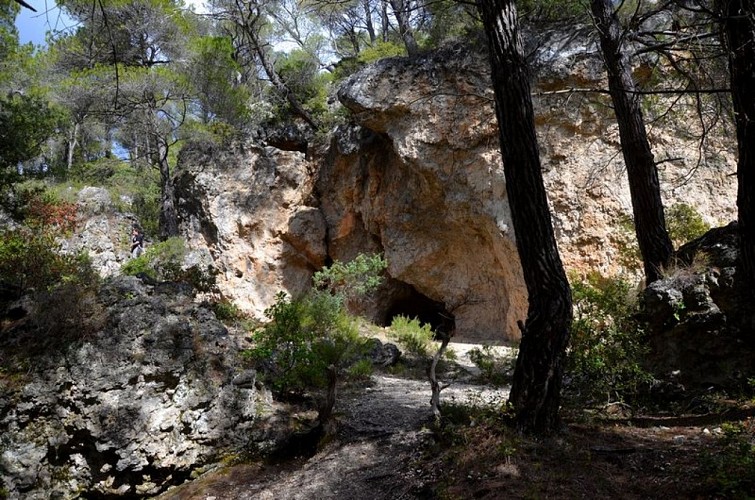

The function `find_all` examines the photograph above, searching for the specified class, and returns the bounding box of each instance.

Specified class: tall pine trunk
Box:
[477,0,572,434]
[591,0,673,284]
[721,0,755,305]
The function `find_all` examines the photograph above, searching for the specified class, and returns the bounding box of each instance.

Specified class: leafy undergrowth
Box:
[420,401,755,499]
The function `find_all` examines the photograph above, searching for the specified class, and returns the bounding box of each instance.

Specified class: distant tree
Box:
[1,0,20,63]
[212,0,320,130]
[719,0,755,300]
[476,0,572,434]
[591,0,674,284]
[0,3,61,199]
[0,92,61,195]
[386,0,420,54]
[312,0,377,58]
[185,35,251,128]
[57,0,195,238]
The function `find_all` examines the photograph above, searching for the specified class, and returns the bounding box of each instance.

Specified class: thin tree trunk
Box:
[255,41,319,130]
[427,332,451,424]
[132,130,139,166]
[153,134,178,239]
[381,0,390,42]
[318,365,338,436]
[363,0,377,44]
[233,0,319,131]
[477,0,572,434]
[388,0,419,55]
[721,0,755,303]
[591,0,674,284]
[66,121,80,172]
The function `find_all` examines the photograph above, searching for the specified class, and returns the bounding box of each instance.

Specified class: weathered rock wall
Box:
[175,40,737,342]
[176,142,326,316]
[61,186,136,277]
[327,46,527,340]
[0,277,271,498]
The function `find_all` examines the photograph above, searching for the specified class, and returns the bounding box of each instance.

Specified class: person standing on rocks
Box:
[131,228,145,258]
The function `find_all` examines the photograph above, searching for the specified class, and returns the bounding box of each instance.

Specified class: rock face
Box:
[0,276,271,499]
[176,141,325,316]
[328,47,526,340]
[175,40,737,342]
[642,223,753,388]
[61,186,136,277]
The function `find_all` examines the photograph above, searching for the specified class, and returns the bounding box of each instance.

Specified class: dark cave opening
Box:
[382,284,455,336]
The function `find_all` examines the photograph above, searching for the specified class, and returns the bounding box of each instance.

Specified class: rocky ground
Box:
[157,343,755,500]
[157,344,513,499]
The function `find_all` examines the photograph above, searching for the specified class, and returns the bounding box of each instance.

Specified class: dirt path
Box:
[160,344,513,499]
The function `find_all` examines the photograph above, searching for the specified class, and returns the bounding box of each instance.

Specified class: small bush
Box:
[359,41,406,63]
[247,291,364,394]
[565,273,653,406]
[0,228,89,291]
[666,202,710,248]
[468,345,515,386]
[347,358,374,381]
[24,191,77,233]
[389,315,435,358]
[210,298,246,322]
[0,228,103,368]
[701,421,755,498]
[246,255,387,428]
[312,253,387,308]
[121,237,216,292]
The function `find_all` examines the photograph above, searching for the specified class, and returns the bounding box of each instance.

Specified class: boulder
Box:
[642,223,754,389]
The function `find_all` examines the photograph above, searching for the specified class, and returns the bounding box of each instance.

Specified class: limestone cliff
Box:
[175,40,737,342]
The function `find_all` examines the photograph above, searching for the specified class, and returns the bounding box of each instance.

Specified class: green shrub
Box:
[347,358,374,381]
[389,315,435,358]
[0,228,103,368]
[358,41,406,64]
[210,298,245,322]
[245,254,388,428]
[247,291,364,394]
[666,202,710,248]
[313,253,387,304]
[566,273,652,405]
[701,422,755,498]
[468,345,515,386]
[0,228,91,291]
[121,237,216,291]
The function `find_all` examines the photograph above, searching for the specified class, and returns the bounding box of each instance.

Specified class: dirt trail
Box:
[160,343,513,500]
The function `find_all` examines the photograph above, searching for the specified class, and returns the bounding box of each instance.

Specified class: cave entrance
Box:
[382,284,455,335]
